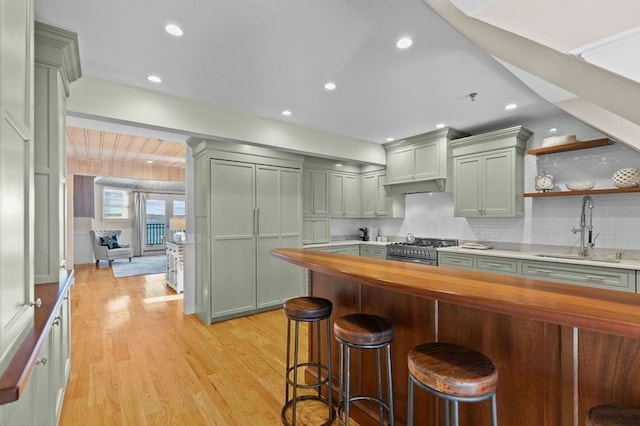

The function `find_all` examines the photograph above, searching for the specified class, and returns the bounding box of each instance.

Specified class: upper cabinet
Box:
[451,126,532,218]
[330,172,360,217]
[383,127,468,194]
[302,169,330,216]
[361,170,404,218]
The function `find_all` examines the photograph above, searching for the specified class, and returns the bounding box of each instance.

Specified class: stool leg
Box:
[345,345,351,426]
[292,320,300,425]
[376,348,383,425]
[325,317,333,422]
[452,400,459,426]
[285,318,292,405]
[386,344,394,426]
[407,375,414,426]
[490,393,498,426]
[316,320,322,397]
[444,399,450,426]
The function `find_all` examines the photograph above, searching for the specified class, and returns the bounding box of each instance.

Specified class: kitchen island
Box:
[271,248,640,426]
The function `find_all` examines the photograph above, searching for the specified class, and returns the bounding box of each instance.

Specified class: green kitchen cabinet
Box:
[316,245,360,256]
[361,171,404,218]
[330,172,360,217]
[302,218,330,244]
[451,126,532,217]
[360,245,387,259]
[303,169,330,216]
[189,138,304,324]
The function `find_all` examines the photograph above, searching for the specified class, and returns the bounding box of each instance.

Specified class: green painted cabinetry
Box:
[360,245,387,259]
[302,218,330,244]
[189,139,305,324]
[330,172,360,217]
[451,126,532,217]
[302,169,329,216]
[361,171,404,218]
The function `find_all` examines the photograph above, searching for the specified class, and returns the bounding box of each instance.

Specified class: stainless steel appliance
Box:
[386,237,458,265]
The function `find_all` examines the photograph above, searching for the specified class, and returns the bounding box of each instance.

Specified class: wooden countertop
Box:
[0,270,74,404]
[271,249,640,339]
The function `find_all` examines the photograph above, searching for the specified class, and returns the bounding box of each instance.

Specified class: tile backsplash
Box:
[332,113,640,251]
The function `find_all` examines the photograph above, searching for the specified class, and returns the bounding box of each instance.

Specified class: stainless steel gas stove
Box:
[386,236,458,265]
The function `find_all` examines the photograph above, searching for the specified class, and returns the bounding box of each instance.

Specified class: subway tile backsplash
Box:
[331,113,640,251]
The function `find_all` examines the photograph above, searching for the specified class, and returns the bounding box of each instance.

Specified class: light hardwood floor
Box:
[59,264,342,425]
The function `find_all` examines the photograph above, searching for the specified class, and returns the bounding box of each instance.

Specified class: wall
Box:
[332,113,640,252]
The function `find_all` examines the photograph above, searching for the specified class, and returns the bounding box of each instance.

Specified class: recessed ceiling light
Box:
[435,123,446,129]
[282,110,292,116]
[324,82,336,91]
[386,138,394,142]
[549,127,558,134]
[147,75,162,83]
[396,37,413,49]
[335,163,343,167]
[146,160,154,164]
[505,103,518,110]
[165,24,183,37]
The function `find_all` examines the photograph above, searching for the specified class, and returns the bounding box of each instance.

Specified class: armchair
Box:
[91,230,133,265]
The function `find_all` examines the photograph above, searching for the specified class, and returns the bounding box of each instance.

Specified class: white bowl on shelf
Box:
[565,181,595,191]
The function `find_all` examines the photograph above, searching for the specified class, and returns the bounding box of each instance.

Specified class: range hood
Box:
[383,178,448,195]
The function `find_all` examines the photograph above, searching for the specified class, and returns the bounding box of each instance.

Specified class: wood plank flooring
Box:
[60,264,344,425]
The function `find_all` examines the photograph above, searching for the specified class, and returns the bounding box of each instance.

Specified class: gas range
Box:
[386,237,458,265]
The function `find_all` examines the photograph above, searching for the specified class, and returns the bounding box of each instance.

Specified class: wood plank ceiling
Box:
[66,126,185,169]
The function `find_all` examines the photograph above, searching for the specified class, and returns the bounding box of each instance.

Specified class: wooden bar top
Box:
[271,249,640,339]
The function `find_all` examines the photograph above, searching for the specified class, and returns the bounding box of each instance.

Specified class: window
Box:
[103,187,129,220]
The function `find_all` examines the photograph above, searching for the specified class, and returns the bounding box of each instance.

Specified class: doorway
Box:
[144,194,186,253]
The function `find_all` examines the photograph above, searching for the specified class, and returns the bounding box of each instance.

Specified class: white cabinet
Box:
[451,126,532,217]
[166,242,184,293]
[0,0,35,375]
[361,171,404,218]
[303,218,330,244]
[189,139,304,324]
[330,172,360,217]
[302,169,329,216]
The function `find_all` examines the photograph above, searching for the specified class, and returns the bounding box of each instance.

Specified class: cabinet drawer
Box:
[316,245,360,256]
[521,261,636,292]
[477,256,519,275]
[438,253,475,269]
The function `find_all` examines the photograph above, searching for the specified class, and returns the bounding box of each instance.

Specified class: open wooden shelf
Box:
[526,138,613,156]
[525,187,640,197]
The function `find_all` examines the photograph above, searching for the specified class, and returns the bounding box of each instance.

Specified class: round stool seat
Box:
[283,297,332,321]
[408,342,498,398]
[588,404,640,425]
[334,313,394,346]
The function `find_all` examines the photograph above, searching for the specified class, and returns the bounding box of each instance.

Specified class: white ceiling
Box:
[34,0,560,145]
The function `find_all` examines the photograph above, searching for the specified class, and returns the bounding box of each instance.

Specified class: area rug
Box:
[112,255,166,278]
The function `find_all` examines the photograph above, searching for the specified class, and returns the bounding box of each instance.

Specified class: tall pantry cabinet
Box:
[189,138,305,325]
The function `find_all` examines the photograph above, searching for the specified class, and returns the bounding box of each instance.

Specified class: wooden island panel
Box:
[272,249,640,426]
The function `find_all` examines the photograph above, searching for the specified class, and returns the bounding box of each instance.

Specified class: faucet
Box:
[571,195,599,256]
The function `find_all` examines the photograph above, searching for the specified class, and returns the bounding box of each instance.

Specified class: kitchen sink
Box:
[534,253,621,263]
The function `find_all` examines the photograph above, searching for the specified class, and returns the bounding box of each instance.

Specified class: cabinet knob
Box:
[53,315,62,326]
[29,298,42,308]
[36,356,48,365]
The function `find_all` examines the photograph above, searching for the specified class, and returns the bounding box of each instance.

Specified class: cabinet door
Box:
[414,140,441,180]
[311,170,329,215]
[0,0,34,371]
[388,146,414,183]
[280,169,303,299]
[330,173,346,217]
[343,174,360,217]
[453,155,482,217]
[210,160,256,318]
[483,150,514,217]
[375,173,391,216]
[361,173,377,217]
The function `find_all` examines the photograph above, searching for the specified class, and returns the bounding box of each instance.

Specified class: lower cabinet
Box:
[315,245,360,256]
[439,251,637,292]
[360,245,387,259]
[1,287,71,426]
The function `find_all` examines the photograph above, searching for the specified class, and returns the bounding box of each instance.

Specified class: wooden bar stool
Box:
[282,297,335,426]
[334,313,395,426]
[587,404,640,425]
[407,342,498,426]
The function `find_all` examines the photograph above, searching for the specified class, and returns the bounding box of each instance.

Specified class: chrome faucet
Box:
[571,195,599,256]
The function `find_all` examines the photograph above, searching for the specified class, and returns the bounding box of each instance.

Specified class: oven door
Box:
[385,254,437,266]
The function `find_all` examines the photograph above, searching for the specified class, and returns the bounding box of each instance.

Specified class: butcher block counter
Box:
[271,248,640,426]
